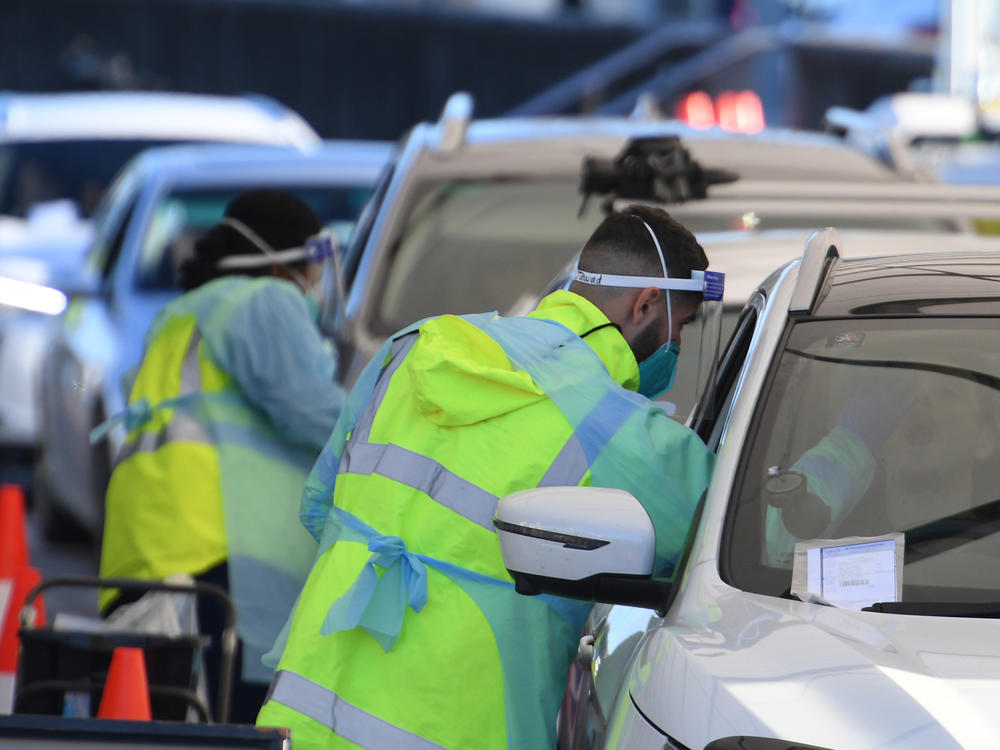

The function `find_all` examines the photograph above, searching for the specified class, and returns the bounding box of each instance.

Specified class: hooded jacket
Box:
[257,290,715,749]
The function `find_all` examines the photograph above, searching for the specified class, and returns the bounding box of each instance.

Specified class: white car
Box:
[0,90,321,470]
[497,231,1000,749]
[28,140,390,538]
[0,90,319,239]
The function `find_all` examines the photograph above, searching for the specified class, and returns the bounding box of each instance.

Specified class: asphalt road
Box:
[5,460,103,622]
[25,507,101,622]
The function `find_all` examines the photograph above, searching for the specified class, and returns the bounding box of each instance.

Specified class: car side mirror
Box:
[494,486,673,614]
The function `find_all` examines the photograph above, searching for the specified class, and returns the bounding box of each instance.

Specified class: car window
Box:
[690,300,760,445]
[374,179,605,336]
[723,317,1000,602]
[372,176,965,339]
[0,140,182,218]
[134,185,372,291]
[343,160,395,289]
[96,198,139,291]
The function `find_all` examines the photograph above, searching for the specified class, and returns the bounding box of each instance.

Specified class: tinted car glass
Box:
[373,177,964,338]
[724,317,1000,602]
[0,140,183,218]
[135,185,372,290]
[343,160,394,288]
[374,179,602,336]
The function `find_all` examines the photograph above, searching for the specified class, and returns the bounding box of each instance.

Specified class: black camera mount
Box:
[580,136,738,213]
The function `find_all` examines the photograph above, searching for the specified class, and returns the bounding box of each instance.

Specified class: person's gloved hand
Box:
[837,367,915,448]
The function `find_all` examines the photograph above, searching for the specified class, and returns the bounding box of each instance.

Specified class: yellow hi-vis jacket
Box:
[99,276,341,681]
[257,290,715,748]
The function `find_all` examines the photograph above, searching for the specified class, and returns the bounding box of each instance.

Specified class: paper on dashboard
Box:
[791,533,904,610]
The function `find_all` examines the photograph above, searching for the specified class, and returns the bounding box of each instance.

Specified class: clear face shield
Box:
[216,217,341,322]
[573,219,725,421]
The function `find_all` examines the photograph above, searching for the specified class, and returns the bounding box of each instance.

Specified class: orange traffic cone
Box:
[0,484,43,714]
[97,647,152,721]
[0,484,29,577]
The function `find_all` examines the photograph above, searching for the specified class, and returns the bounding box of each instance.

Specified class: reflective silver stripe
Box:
[341,440,498,531]
[538,433,589,487]
[116,329,209,463]
[179,329,203,395]
[116,411,212,463]
[353,332,419,443]
[267,670,446,750]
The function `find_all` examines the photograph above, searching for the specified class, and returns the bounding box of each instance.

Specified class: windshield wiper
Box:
[903,496,1000,564]
[863,601,1000,618]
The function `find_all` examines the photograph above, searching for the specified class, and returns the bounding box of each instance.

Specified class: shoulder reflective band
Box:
[573,268,725,301]
[216,217,339,270]
[339,440,499,531]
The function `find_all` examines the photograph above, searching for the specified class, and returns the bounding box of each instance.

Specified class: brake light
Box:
[674,91,716,130]
[675,90,765,134]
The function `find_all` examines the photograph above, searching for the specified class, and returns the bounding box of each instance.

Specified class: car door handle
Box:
[576,634,595,665]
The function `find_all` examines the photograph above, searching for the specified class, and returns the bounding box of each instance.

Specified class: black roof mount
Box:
[579,135,738,214]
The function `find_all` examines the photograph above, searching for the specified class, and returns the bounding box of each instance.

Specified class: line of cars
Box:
[22,88,1000,543]
[0,89,324,461]
[7,86,1000,748]
[0,90,391,538]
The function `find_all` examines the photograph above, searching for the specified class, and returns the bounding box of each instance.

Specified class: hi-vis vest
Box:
[257,293,715,749]
[99,277,321,681]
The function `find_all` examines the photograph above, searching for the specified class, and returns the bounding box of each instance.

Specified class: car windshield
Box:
[373,178,961,337]
[136,185,371,290]
[0,140,182,218]
[372,179,602,336]
[725,317,1000,603]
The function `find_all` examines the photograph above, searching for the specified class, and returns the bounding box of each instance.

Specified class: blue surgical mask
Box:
[637,340,680,399]
[303,287,319,322]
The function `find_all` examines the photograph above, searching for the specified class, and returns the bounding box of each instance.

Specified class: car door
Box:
[560,293,767,750]
[38,177,142,534]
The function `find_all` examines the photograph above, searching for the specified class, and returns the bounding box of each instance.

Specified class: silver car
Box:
[30,140,390,539]
[327,92,1000,422]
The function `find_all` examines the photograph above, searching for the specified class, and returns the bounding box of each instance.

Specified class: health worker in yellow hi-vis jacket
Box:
[257,205,719,748]
[97,190,345,723]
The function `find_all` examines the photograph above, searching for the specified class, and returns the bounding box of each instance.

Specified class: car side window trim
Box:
[692,295,763,447]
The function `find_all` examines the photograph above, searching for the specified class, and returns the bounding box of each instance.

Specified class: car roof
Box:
[702,230,1000,305]
[407,114,905,185]
[112,140,392,186]
[0,90,320,146]
[815,251,1000,316]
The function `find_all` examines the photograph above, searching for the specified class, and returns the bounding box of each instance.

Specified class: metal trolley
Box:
[14,576,237,724]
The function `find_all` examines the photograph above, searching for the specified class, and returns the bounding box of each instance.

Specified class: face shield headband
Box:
[215,216,338,271]
[572,222,725,306]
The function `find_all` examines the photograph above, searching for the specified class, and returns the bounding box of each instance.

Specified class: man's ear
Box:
[630,286,661,326]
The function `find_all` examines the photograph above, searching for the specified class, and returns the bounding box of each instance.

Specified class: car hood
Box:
[631,581,1000,750]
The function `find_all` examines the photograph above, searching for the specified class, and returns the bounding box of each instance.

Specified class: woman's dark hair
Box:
[179,189,322,291]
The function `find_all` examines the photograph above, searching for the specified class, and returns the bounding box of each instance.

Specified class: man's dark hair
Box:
[570,205,708,307]
[179,189,322,291]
